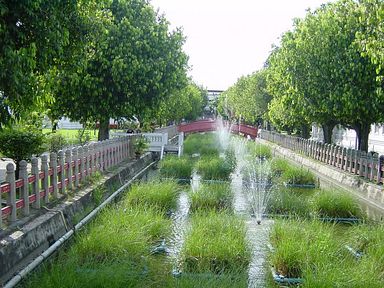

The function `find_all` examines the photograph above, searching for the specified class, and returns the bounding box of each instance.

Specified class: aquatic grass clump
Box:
[247,141,272,159]
[73,206,172,263]
[270,157,290,178]
[159,155,193,180]
[181,210,250,274]
[125,180,180,212]
[311,189,363,219]
[266,189,311,218]
[270,220,339,279]
[184,133,220,156]
[280,166,316,186]
[189,183,233,212]
[196,156,233,181]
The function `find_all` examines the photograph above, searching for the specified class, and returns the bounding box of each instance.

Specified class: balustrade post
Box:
[65,149,72,191]
[84,145,89,178]
[19,160,29,216]
[72,147,79,188]
[41,155,49,203]
[345,148,351,171]
[58,150,66,195]
[89,143,95,175]
[367,152,373,180]
[341,148,347,170]
[377,155,384,184]
[31,157,40,209]
[50,152,58,198]
[6,163,17,222]
[354,151,361,175]
[371,153,378,182]
[78,147,85,183]
[349,149,355,173]
[359,151,367,177]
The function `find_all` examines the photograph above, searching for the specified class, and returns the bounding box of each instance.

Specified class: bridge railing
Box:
[261,130,384,185]
[0,135,137,228]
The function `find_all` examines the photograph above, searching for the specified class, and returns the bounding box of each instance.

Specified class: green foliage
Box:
[56,0,189,140]
[218,69,271,124]
[159,155,193,180]
[125,180,180,212]
[270,157,290,178]
[311,189,363,219]
[267,0,384,150]
[0,127,44,163]
[44,132,68,153]
[133,136,149,155]
[189,183,233,212]
[196,156,233,181]
[181,210,250,274]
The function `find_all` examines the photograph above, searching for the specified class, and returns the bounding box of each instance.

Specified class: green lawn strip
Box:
[181,210,250,276]
[189,182,233,212]
[159,155,194,181]
[124,180,181,213]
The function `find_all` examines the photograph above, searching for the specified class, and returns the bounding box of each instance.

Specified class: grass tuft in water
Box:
[184,133,220,156]
[196,156,233,181]
[266,188,311,218]
[189,183,233,212]
[280,166,316,186]
[311,189,363,219]
[125,180,180,212]
[181,210,250,274]
[247,141,272,159]
[159,155,193,180]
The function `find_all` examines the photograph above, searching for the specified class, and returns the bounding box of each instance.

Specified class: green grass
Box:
[196,156,233,181]
[125,180,180,212]
[159,155,194,180]
[184,133,220,156]
[181,210,250,274]
[280,166,316,186]
[266,188,312,218]
[247,141,272,159]
[189,183,233,212]
[311,189,363,219]
[270,157,290,178]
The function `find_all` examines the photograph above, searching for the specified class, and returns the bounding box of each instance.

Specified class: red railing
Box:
[0,135,137,228]
[178,120,258,139]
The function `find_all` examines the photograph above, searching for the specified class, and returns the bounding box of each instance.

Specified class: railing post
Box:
[345,148,351,171]
[58,150,66,195]
[354,150,361,175]
[50,152,58,199]
[89,143,95,175]
[371,153,378,182]
[78,146,85,183]
[178,132,184,157]
[31,157,40,209]
[84,145,89,178]
[41,155,49,203]
[19,160,29,216]
[65,149,72,191]
[378,155,384,184]
[6,163,17,222]
[359,151,367,177]
[367,152,373,181]
[72,147,79,188]
[341,148,347,170]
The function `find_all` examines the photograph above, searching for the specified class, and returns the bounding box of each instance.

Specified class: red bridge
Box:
[177,119,258,139]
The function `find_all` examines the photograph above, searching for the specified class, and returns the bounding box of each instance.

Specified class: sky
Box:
[150,0,333,91]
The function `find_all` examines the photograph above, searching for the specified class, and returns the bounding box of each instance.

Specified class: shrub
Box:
[247,142,272,159]
[0,127,45,176]
[311,189,363,219]
[44,132,68,153]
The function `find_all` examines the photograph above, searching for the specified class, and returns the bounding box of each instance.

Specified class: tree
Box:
[0,0,96,128]
[56,0,189,140]
[218,69,271,125]
[266,0,384,150]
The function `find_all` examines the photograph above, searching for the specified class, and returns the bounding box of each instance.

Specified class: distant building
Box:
[311,124,384,154]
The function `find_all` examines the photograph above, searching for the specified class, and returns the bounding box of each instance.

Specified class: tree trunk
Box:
[354,123,371,152]
[322,123,335,144]
[98,118,110,141]
[300,124,310,139]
